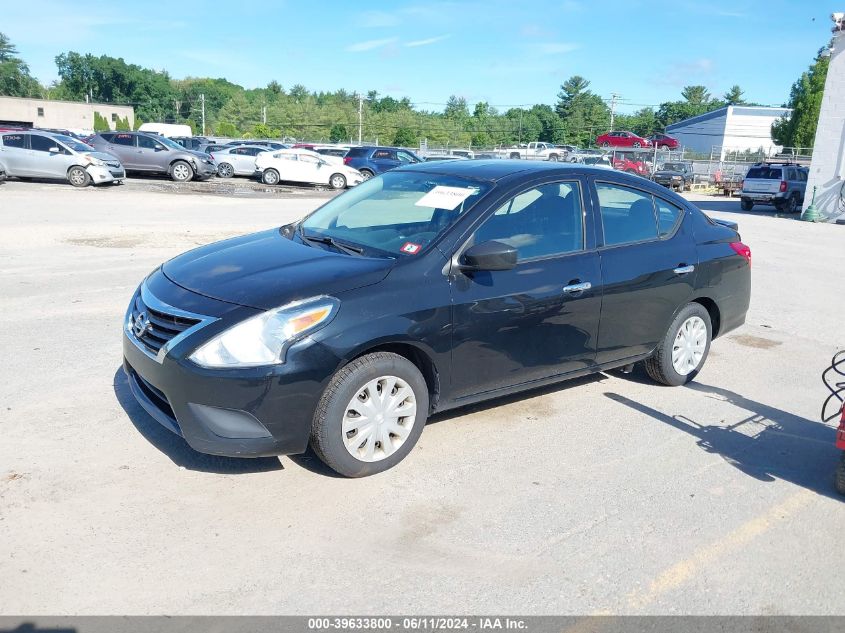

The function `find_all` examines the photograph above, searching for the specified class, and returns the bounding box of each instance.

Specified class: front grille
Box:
[129,292,201,355]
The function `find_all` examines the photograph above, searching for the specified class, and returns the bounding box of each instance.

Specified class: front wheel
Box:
[310,352,429,477]
[645,303,712,386]
[67,166,91,187]
[170,160,194,182]
[510,153,521,159]
[601,142,610,148]
[329,173,347,189]
[262,168,280,185]
[633,142,641,148]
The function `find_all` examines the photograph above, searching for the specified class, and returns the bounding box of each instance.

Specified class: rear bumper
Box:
[741,192,787,204]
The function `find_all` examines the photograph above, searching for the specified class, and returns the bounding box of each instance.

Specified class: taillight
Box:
[730,241,751,265]
[779,180,787,192]
[343,157,352,165]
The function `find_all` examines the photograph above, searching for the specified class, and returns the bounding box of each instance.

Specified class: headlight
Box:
[84,155,105,167]
[189,296,339,368]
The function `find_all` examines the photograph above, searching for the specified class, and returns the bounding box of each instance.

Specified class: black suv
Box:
[88,132,217,182]
[653,162,694,192]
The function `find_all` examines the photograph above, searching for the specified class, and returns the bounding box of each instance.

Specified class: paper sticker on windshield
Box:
[401,242,422,255]
[415,186,475,209]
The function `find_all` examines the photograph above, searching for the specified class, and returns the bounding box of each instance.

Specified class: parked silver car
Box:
[213,145,270,178]
[87,132,217,182]
[0,130,124,187]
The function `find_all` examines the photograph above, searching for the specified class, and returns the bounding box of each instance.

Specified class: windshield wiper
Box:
[300,230,365,256]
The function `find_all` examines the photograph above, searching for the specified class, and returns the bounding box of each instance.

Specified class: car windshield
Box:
[53,135,93,152]
[156,136,185,150]
[300,171,492,256]
[662,163,684,171]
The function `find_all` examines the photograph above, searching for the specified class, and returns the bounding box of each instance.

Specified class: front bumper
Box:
[192,161,217,179]
[86,164,115,185]
[121,274,339,457]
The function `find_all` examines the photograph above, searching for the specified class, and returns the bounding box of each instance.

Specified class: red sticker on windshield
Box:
[401,242,422,254]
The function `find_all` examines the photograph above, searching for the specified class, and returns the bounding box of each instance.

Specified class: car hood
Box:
[84,151,121,163]
[654,169,684,176]
[162,228,393,310]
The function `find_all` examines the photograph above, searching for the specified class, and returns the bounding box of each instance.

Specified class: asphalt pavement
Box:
[1,181,843,615]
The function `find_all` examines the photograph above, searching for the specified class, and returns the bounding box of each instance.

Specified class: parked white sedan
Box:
[213,145,271,178]
[256,149,363,189]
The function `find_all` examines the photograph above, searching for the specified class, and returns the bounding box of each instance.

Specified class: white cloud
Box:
[405,34,451,47]
[357,10,401,28]
[532,42,579,55]
[345,37,399,52]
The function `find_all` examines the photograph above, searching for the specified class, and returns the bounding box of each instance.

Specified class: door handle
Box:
[673,265,695,275]
[563,281,591,294]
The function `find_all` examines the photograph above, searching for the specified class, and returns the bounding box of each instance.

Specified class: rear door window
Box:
[112,134,135,147]
[596,183,658,246]
[2,134,27,149]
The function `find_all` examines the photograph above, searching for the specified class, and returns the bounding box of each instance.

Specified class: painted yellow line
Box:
[626,489,816,610]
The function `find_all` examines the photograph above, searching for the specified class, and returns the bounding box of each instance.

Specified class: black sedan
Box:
[122,161,751,477]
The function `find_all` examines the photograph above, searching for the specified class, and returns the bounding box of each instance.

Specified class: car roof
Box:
[396,159,604,181]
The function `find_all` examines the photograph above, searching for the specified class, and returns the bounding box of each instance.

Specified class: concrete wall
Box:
[805,23,845,219]
[0,96,134,134]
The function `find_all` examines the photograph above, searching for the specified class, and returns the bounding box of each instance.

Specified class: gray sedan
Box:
[0,130,124,187]
[213,145,271,178]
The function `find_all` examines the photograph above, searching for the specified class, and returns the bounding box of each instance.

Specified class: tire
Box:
[645,303,712,386]
[217,162,234,178]
[740,198,753,211]
[836,456,845,496]
[359,169,374,180]
[170,160,194,182]
[784,193,799,213]
[510,153,521,159]
[601,142,610,148]
[309,352,429,477]
[660,144,670,150]
[262,168,280,185]
[548,154,559,162]
[67,166,91,188]
[633,142,641,148]
[329,173,347,190]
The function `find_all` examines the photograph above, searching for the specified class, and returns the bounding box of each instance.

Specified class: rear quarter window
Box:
[1,134,26,148]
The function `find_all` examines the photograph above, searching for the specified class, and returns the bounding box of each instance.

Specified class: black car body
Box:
[653,162,694,191]
[123,161,751,476]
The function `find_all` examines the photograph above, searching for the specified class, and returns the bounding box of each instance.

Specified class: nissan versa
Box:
[122,161,751,477]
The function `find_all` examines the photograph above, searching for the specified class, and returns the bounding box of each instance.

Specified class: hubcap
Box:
[220,164,232,177]
[671,316,707,376]
[331,176,344,188]
[174,164,190,180]
[69,169,84,185]
[342,375,417,462]
[361,171,372,180]
[265,171,278,184]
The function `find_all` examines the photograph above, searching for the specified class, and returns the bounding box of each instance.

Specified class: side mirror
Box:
[154,145,165,151]
[459,240,518,272]
[49,147,60,153]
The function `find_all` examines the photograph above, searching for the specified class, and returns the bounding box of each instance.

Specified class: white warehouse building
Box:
[665,105,792,158]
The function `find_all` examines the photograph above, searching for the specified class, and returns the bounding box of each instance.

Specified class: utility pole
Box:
[357,93,363,145]
[609,93,620,131]
[200,93,206,135]
[262,105,267,125]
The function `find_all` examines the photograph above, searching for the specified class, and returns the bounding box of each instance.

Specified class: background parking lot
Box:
[1,181,844,614]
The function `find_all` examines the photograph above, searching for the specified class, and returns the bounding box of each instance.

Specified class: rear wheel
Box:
[510,153,521,159]
[645,303,712,386]
[548,154,559,162]
[633,141,642,148]
[329,173,347,189]
[740,198,753,211]
[170,160,194,182]
[67,166,90,187]
[217,162,234,178]
[310,352,429,477]
[262,168,280,185]
[660,144,671,150]
[359,169,374,180]
[601,142,610,148]
[784,193,799,213]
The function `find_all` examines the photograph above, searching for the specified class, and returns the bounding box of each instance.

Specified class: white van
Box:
[138,123,193,138]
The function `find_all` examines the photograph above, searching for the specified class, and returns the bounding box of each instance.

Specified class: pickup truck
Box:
[498,142,567,162]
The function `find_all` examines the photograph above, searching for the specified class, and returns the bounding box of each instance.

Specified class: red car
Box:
[595,130,651,148]
[649,133,680,150]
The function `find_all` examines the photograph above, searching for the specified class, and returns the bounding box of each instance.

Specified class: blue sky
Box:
[2,0,833,113]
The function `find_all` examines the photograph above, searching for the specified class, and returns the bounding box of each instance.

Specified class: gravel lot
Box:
[1,179,844,615]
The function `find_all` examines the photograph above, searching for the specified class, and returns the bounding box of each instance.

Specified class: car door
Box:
[274,153,305,182]
[27,133,73,178]
[449,177,602,399]
[371,149,400,173]
[106,133,138,168]
[136,134,169,171]
[239,147,264,174]
[590,179,697,364]
[0,132,31,175]
[296,153,324,183]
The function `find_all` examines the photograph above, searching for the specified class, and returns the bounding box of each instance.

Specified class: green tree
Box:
[772,49,829,149]
[251,122,280,139]
[114,115,131,130]
[681,85,712,106]
[393,126,417,147]
[93,111,111,132]
[329,123,348,143]
[444,95,469,120]
[723,85,746,105]
[216,121,238,137]
[555,76,610,146]
[0,32,43,97]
